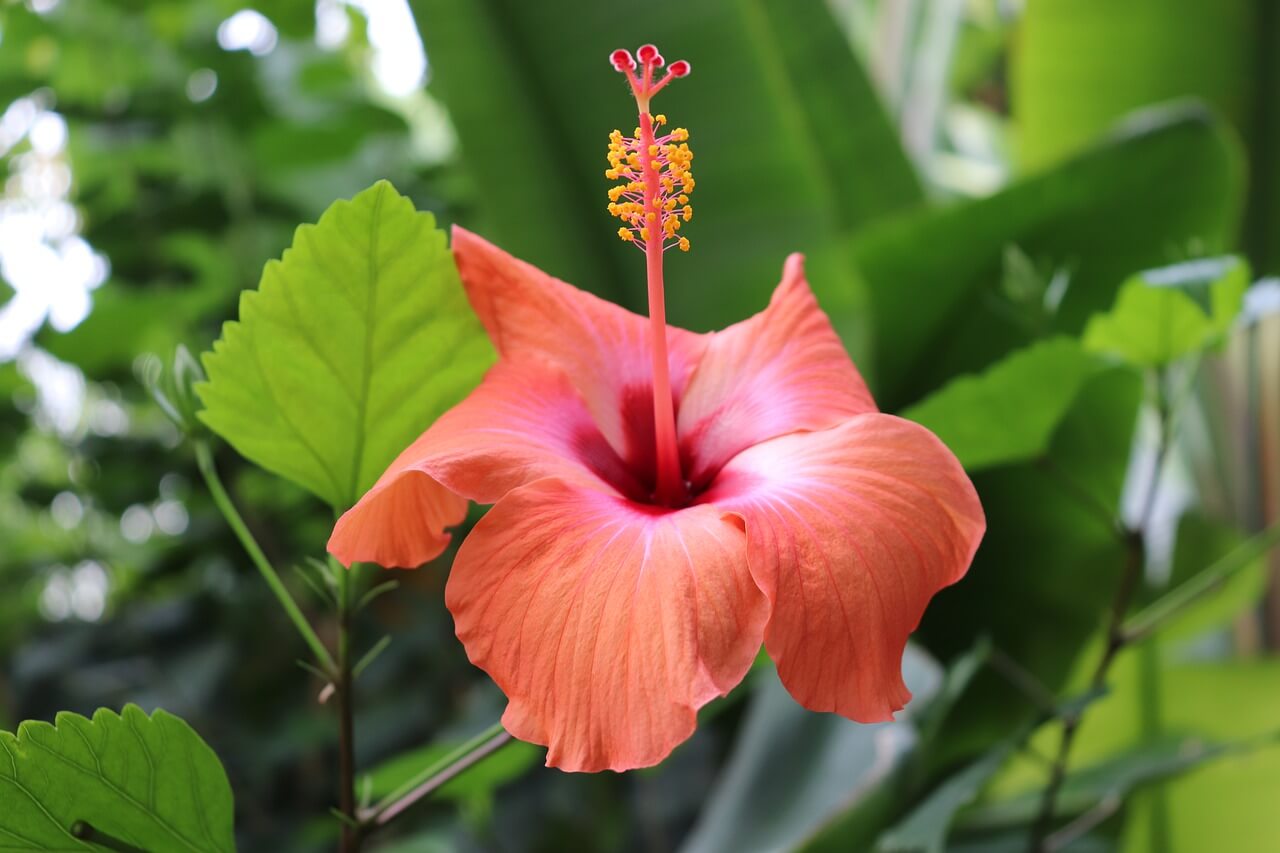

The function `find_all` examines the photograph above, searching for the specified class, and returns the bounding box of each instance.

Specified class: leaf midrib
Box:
[347,182,388,509]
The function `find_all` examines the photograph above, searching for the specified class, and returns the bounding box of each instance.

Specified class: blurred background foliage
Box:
[0,0,1277,850]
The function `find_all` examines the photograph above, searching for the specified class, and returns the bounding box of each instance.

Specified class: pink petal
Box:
[677,254,876,487]
[703,414,984,721]
[452,226,706,465]
[446,479,769,772]
[329,360,634,569]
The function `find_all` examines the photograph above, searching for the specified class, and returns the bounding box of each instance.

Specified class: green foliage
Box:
[876,736,1017,853]
[902,337,1099,471]
[1083,256,1249,367]
[918,367,1144,755]
[0,705,234,852]
[1013,0,1256,171]
[852,107,1241,407]
[681,650,940,853]
[1013,0,1280,274]
[198,181,495,510]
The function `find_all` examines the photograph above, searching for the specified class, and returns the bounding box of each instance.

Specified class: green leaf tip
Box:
[195,180,496,511]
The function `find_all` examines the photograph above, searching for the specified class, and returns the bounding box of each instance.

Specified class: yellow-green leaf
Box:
[197,181,495,510]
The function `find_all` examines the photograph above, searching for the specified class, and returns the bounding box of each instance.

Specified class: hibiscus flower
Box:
[328,45,984,772]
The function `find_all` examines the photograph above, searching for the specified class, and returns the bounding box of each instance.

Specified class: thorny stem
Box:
[1029,371,1172,852]
[194,441,336,675]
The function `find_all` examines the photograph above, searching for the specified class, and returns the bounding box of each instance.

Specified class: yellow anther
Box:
[605,169,618,180]
[650,160,662,170]
[640,227,650,240]
[655,114,667,125]
[648,145,659,156]
[677,194,688,204]
[678,237,691,252]
[646,211,656,222]
[682,206,693,222]
[618,227,633,241]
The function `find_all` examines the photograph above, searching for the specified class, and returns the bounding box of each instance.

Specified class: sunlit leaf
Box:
[0,705,234,852]
[1083,256,1249,367]
[902,337,1100,471]
[197,181,495,510]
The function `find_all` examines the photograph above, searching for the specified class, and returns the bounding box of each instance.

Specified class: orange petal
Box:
[328,360,634,568]
[703,414,984,722]
[446,479,769,771]
[452,226,706,464]
[677,254,876,487]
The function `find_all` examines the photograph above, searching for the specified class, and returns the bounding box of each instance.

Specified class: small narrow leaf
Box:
[901,337,1100,471]
[197,180,495,510]
[0,705,234,852]
[1083,255,1249,367]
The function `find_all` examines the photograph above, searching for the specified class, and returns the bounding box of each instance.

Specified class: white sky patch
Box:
[17,347,85,437]
[186,68,219,103]
[0,96,110,361]
[40,560,110,623]
[218,9,279,56]
[317,0,427,97]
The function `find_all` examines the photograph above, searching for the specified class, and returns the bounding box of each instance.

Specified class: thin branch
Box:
[1125,520,1280,643]
[194,441,336,674]
[989,646,1059,715]
[1037,457,1120,535]
[362,723,512,830]
[336,559,361,853]
[1029,368,1175,851]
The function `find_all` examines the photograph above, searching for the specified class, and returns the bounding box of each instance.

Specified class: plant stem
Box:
[1124,520,1280,642]
[362,722,511,830]
[194,441,336,675]
[336,559,361,852]
[1029,370,1173,851]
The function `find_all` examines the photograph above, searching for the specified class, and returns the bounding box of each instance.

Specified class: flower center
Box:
[607,44,694,508]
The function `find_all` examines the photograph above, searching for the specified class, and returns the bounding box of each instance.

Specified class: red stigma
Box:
[610,49,635,71]
[609,44,691,107]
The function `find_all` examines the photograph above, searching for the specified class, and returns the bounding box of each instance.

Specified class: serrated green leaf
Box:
[901,337,1100,471]
[0,705,234,852]
[197,180,495,510]
[1083,256,1249,367]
